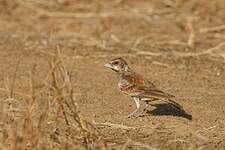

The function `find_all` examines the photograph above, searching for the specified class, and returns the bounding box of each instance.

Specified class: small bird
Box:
[104,57,183,117]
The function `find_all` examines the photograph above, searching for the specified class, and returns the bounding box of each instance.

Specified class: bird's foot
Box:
[127,112,136,118]
[127,109,138,118]
[127,109,148,118]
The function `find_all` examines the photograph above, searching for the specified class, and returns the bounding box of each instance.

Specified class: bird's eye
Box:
[114,61,119,65]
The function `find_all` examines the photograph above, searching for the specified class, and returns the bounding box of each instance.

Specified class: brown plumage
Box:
[104,57,183,117]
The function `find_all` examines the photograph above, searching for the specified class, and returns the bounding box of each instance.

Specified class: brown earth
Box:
[0,0,225,150]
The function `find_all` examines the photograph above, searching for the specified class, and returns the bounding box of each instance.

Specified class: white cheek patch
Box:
[124,66,129,72]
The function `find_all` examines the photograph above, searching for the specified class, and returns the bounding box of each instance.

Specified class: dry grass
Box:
[0,0,225,149]
[0,48,107,150]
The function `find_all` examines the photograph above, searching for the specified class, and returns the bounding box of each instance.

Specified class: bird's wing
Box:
[137,86,183,109]
[136,86,175,99]
[121,73,182,109]
[121,73,174,99]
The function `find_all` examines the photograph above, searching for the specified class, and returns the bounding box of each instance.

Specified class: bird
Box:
[104,57,183,117]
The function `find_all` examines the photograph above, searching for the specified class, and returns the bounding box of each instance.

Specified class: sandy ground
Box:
[0,0,225,149]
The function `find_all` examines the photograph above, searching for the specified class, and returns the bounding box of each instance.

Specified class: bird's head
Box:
[104,57,132,73]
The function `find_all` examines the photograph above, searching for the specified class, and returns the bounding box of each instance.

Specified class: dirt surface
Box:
[0,0,225,150]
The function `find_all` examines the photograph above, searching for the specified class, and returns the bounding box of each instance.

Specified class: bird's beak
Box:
[104,63,113,69]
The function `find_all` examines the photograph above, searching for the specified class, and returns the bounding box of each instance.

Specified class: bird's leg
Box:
[135,100,149,117]
[127,97,140,118]
[142,100,148,111]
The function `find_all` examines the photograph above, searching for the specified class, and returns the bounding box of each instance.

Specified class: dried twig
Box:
[130,141,157,150]
[156,40,187,46]
[93,121,136,130]
[132,48,162,56]
[120,139,157,150]
[10,59,21,98]
[151,61,170,68]
[172,42,225,57]
[121,139,131,150]
[38,49,136,59]
[200,24,225,33]
[0,88,31,98]
[17,0,111,18]
[17,0,152,20]
[187,16,196,48]
[133,35,152,48]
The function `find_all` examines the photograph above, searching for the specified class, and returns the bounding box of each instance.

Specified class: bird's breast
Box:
[118,81,136,94]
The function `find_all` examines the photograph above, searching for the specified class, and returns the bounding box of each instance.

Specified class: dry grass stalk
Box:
[186,16,196,48]
[9,59,21,98]
[93,121,136,130]
[121,139,131,150]
[0,47,108,150]
[46,48,108,149]
[17,0,154,21]
[16,0,128,19]
[200,24,225,33]
[173,42,225,57]
[122,140,157,150]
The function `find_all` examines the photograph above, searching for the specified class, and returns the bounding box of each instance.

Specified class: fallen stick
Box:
[200,24,225,33]
[172,42,225,57]
[93,121,136,130]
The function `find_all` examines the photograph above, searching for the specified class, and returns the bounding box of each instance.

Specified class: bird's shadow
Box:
[145,103,192,120]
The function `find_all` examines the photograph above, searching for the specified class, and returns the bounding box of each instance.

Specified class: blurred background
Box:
[0,0,225,149]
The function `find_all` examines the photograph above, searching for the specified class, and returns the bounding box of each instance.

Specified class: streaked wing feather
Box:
[120,73,182,109]
[137,87,175,99]
[121,73,174,99]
